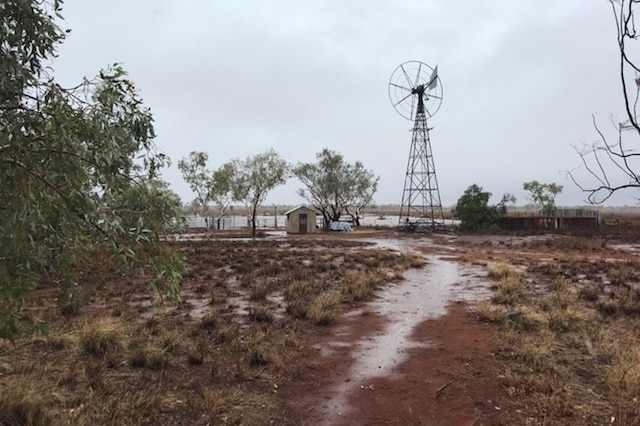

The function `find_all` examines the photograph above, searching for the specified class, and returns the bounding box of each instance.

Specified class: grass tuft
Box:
[472,300,509,324]
[198,310,218,330]
[249,278,270,301]
[307,292,341,326]
[491,273,528,305]
[130,345,170,370]
[488,262,523,280]
[248,306,274,323]
[78,318,128,365]
[0,382,48,426]
[243,330,273,366]
[342,270,375,301]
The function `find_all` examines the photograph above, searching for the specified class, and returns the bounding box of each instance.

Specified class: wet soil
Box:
[276,229,640,425]
[17,230,530,424]
[281,302,507,425]
[278,236,509,425]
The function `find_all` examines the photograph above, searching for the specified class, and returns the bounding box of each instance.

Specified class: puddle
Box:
[316,254,489,423]
[611,244,640,252]
[185,296,210,319]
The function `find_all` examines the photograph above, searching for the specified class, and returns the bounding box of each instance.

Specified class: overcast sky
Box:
[52,0,639,207]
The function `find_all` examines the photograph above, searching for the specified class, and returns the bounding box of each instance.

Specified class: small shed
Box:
[284,206,317,234]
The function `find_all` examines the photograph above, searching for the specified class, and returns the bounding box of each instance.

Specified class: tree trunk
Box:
[251,207,257,237]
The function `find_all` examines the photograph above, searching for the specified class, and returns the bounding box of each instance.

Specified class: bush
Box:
[453,184,514,232]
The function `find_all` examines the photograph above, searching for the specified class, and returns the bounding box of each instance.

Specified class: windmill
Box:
[388,60,444,231]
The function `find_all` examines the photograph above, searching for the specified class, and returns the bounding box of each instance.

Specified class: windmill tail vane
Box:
[427,65,438,90]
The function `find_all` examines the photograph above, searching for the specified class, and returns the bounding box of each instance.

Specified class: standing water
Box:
[315,252,489,423]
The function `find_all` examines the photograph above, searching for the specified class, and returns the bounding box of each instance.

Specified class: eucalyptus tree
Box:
[523,181,563,216]
[229,149,289,237]
[178,151,214,230]
[0,0,184,336]
[178,151,236,231]
[210,162,235,229]
[294,148,379,228]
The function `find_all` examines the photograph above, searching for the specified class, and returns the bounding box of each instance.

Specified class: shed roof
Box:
[284,205,318,216]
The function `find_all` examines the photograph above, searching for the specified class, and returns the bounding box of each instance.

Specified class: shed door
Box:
[298,213,307,233]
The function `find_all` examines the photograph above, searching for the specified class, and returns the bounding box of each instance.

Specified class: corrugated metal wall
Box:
[499,211,600,231]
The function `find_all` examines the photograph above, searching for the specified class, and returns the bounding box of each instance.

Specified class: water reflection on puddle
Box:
[317,252,489,423]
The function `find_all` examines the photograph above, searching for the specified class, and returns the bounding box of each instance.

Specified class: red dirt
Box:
[281,301,508,425]
[19,231,523,425]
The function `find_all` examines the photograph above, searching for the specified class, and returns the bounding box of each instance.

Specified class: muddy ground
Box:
[6,227,640,425]
[279,229,640,425]
[279,233,506,425]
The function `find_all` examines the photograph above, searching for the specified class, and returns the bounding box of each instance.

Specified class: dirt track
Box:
[279,235,508,425]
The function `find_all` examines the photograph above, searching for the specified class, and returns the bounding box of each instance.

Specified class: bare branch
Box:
[571,1,640,203]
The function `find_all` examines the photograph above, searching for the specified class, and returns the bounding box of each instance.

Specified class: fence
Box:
[185,214,286,230]
[499,208,601,231]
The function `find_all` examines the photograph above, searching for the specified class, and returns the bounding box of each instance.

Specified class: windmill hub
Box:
[411,85,425,95]
[412,85,426,112]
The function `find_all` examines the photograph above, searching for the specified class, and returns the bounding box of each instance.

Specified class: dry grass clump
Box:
[592,323,640,424]
[307,292,341,326]
[579,282,604,302]
[487,262,523,280]
[77,318,128,365]
[191,386,282,425]
[341,270,378,301]
[249,306,274,323]
[0,381,48,426]
[198,310,218,330]
[472,300,509,323]
[249,278,271,301]
[242,329,279,366]
[130,328,180,369]
[130,344,170,369]
[284,280,314,319]
[490,269,528,306]
[397,251,427,269]
[607,346,640,404]
[214,324,240,344]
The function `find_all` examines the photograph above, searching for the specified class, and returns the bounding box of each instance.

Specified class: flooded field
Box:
[184,213,457,230]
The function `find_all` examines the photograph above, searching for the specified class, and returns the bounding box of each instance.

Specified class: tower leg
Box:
[398,111,444,231]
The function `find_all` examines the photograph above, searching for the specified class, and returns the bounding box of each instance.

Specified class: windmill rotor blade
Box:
[415,62,422,87]
[393,92,413,107]
[400,64,413,88]
[390,82,412,92]
[424,105,434,117]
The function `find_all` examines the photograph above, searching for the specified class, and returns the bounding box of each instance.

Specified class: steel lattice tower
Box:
[398,101,444,230]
